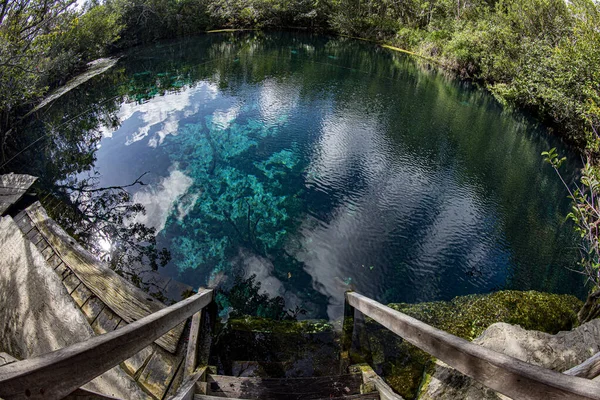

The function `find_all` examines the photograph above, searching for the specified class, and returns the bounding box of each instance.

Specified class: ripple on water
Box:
[70,32,583,320]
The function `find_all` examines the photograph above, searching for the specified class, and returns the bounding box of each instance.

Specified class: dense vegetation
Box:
[3,0,597,149]
[0,0,598,306]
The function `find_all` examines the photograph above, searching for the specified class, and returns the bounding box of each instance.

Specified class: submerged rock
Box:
[359,290,582,399]
[211,317,340,378]
[419,320,600,399]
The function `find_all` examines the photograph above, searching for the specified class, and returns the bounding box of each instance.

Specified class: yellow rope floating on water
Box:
[204,30,439,64]
[206,28,257,33]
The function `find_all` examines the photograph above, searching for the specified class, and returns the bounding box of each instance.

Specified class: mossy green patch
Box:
[230,317,333,334]
[359,290,581,399]
[389,290,582,340]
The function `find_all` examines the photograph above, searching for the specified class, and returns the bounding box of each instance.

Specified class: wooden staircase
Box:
[11,202,190,399]
[0,194,199,399]
[213,318,341,378]
[196,372,377,399]
[184,316,391,400]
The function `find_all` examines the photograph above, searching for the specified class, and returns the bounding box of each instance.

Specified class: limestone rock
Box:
[0,173,37,215]
[419,320,600,399]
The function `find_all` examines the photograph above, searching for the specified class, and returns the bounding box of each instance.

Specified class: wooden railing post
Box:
[184,288,216,377]
[184,309,203,377]
[340,291,355,373]
[172,289,217,400]
[353,305,373,365]
[198,300,217,367]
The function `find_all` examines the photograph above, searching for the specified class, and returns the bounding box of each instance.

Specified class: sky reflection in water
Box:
[89,33,582,319]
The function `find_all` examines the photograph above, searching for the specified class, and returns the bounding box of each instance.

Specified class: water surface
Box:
[33,32,585,319]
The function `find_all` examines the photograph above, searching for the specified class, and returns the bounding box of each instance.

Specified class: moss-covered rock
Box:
[358,290,582,399]
[418,320,600,399]
[390,290,582,339]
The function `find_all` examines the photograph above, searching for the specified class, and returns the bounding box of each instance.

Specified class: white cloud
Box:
[131,167,195,234]
[294,110,503,319]
[211,105,241,130]
[258,78,300,124]
[234,248,300,311]
[101,81,219,146]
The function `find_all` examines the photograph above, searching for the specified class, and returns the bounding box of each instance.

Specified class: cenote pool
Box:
[31,32,584,319]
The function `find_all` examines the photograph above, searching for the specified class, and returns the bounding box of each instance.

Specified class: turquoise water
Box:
[35,32,585,319]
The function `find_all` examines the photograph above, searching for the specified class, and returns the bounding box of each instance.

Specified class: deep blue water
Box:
[47,32,585,319]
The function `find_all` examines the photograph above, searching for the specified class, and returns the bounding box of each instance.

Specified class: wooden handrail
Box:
[565,351,600,379]
[0,288,213,400]
[345,291,600,400]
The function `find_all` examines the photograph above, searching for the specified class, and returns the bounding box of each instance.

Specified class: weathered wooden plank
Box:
[0,173,37,215]
[349,364,402,400]
[34,237,48,251]
[13,211,27,224]
[164,359,189,400]
[196,304,215,369]
[166,367,207,400]
[55,262,69,277]
[64,388,122,400]
[565,352,600,379]
[0,288,213,400]
[71,283,94,307]
[16,222,34,236]
[346,291,600,400]
[91,307,121,335]
[81,297,105,324]
[63,272,82,294]
[26,202,184,353]
[184,310,203,377]
[121,345,154,376]
[0,187,13,195]
[340,292,355,374]
[138,347,184,399]
[26,229,41,243]
[14,213,34,234]
[194,394,379,400]
[206,374,363,400]
[46,254,62,270]
[41,245,54,260]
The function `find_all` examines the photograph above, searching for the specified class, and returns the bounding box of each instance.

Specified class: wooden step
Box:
[230,360,310,378]
[206,373,363,399]
[196,394,379,400]
[0,216,152,400]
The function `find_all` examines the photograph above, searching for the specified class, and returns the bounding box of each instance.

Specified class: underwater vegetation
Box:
[162,103,303,291]
[216,274,306,320]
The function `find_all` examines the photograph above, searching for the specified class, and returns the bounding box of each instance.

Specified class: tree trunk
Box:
[578,289,600,324]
